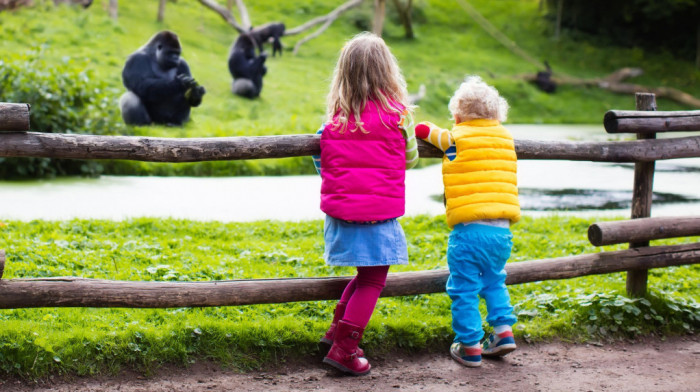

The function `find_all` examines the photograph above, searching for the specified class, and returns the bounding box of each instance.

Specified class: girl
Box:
[312,32,418,376]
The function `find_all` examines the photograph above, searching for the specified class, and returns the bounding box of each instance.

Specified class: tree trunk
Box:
[555,0,563,41]
[157,0,166,22]
[373,0,386,36]
[391,0,414,39]
[696,21,699,69]
[108,0,117,19]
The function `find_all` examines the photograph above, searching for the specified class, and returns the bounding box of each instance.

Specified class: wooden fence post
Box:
[627,92,657,297]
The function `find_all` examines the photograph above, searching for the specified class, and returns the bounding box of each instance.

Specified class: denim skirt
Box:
[323,215,409,267]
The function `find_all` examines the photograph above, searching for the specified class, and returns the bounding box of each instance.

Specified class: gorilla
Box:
[119,31,206,126]
[228,32,267,99]
[534,61,557,94]
[250,22,285,57]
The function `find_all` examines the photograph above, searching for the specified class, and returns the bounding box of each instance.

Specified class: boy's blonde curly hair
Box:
[448,76,509,123]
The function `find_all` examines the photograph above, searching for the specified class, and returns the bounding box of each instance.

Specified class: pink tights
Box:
[338,266,390,329]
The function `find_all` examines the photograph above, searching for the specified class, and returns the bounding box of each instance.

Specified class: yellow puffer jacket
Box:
[443,119,520,228]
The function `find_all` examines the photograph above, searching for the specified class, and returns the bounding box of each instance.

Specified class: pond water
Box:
[1,125,698,222]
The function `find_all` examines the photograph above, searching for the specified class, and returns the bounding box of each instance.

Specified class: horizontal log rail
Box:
[588,217,700,246]
[0,242,697,309]
[0,132,699,162]
[0,103,31,132]
[604,110,700,134]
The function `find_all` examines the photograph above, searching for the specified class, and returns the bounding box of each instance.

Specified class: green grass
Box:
[0,215,697,378]
[1,0,699,176]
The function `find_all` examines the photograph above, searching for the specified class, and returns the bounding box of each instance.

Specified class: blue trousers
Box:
[446,223,517,345]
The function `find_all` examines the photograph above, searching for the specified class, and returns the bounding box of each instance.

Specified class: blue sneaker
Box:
[481,331,516,357]
[449,342,482,367]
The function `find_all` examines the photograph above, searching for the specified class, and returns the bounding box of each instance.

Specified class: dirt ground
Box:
[2,335,698,392]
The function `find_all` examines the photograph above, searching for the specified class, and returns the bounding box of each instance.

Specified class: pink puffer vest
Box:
[320,100,406,221]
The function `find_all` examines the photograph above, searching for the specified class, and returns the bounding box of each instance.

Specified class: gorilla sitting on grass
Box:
[119,31,206,126]
[228,32,267,99]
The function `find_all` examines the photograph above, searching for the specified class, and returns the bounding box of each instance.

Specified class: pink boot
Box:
[319,303,364,357]
[319,302,346,351]
[322,320,371,376]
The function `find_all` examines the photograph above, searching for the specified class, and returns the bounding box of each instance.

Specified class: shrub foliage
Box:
[0,50,125,178]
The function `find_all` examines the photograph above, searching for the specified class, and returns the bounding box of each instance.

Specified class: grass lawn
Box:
[0,216,697,377]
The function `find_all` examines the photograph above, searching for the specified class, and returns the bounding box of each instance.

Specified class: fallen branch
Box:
[292,16,335,55]
[198,0,363,55]
[234,0,251,30]
[518,68,700,108]
[284,0,363,36]
[197,0,247,33]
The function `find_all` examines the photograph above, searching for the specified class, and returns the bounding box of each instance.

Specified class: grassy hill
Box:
[1,0,698,175]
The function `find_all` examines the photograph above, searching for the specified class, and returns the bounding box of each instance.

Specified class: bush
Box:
[0,49,126,178]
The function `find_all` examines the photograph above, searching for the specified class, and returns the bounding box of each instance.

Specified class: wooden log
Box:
[0,242,697,309]
[0,132,699,163]
[604,110,700,134]
[589,217,700,246]
[518,70,700,108]
[0,250,4,280]
[627,93,656,297]
[505,242,700,284]
[0,103,30,132]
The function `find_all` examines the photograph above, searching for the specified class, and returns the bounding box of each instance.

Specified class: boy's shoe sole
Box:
[482,343,516,357]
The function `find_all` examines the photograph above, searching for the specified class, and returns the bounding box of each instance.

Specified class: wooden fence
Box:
[0,93,699,309]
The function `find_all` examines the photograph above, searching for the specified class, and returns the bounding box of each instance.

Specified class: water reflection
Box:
[518,189,699,211]
[0,124,698,221]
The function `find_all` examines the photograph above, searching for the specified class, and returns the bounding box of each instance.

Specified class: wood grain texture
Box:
[0,132,698,162]
[588,217,700,246]
[604,110,700,133]
[0,103,30,132]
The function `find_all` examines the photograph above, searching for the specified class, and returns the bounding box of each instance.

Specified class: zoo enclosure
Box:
[0,93,699,309]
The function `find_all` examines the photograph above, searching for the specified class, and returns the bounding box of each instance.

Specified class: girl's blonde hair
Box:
[326,32,411,133]
[448,75,509,123]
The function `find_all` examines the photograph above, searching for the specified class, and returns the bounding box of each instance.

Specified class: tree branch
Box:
[234,0,251,29]
[285,0,364,36]
[292,17,335,55]
[197,0,246,33]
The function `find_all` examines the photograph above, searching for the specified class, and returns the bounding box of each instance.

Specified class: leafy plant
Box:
[0,49,125,178]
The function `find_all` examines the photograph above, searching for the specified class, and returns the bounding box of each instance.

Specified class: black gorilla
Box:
[534,61,557,94]
[228,32,267,99]
[119,31,206,126]
[250,22,285,57]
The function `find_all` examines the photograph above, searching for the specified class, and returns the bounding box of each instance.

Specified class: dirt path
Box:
[3,335,698,391]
